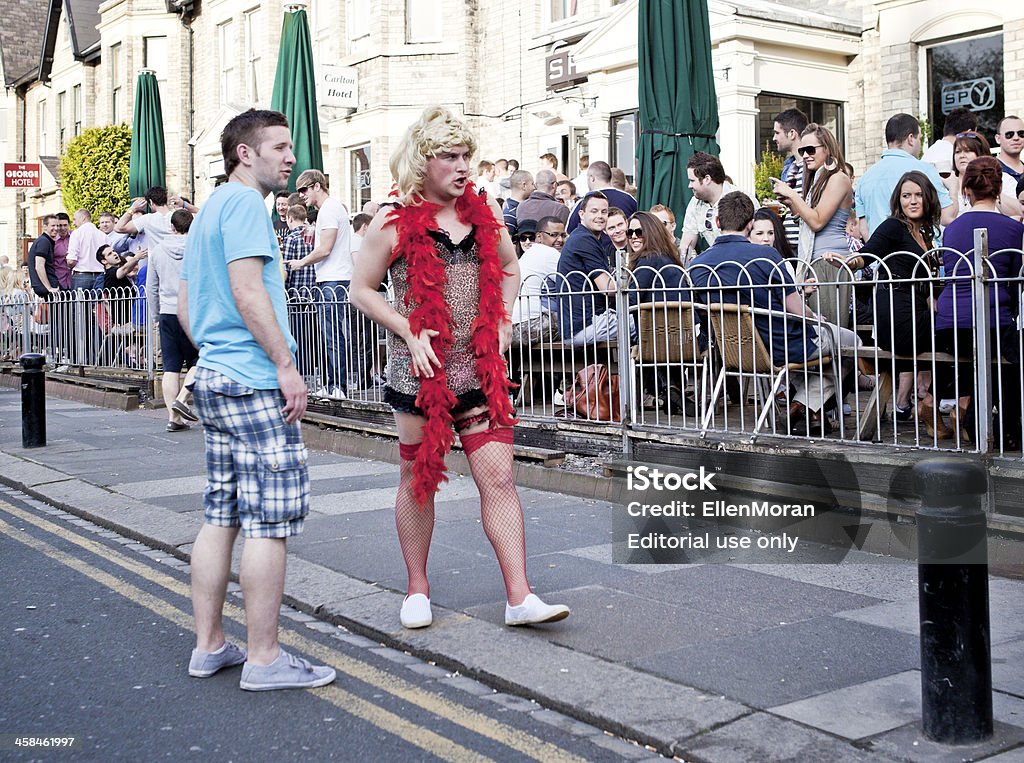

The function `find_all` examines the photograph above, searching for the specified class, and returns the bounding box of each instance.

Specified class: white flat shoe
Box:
[400,593,432,629]
[505,593,570,626]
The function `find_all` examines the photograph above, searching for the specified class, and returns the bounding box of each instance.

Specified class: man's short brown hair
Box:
[716,191,754,233]
[221,108,290,176]
[286,204,307,221]
[687,152,726,184]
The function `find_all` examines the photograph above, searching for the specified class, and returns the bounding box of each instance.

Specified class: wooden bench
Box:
[840,348,962,440]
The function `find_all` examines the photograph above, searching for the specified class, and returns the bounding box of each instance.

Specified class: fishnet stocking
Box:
[395,456,435,597]
[464,432,531,605]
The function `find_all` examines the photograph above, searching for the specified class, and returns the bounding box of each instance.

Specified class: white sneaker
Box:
[400,593,432,628]
[938,398,956,413]
[327,385,347,400]
[505,593,570,626]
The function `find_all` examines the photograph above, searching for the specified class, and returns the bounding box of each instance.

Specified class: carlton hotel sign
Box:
[318,65,359,110]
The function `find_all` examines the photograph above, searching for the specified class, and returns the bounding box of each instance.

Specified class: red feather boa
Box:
[388,184,518,506]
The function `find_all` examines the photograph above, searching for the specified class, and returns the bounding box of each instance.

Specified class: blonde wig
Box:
[390,106,478,204]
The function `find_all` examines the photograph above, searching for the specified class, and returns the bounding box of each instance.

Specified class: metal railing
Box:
[1,229,1020,459]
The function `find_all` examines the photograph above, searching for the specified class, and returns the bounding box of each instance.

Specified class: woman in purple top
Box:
[937,156,1024,447]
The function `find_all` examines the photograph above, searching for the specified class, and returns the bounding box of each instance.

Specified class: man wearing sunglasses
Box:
[854,113,955,239]
[995,115,1024,183]
[511,216,565,347]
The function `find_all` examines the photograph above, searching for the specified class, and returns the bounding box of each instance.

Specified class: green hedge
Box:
[59,124,131,216]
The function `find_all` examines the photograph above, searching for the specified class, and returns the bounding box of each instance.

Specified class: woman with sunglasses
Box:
[770,123,854,328]
[625,211,685,304]
[943,132,1022,219]
[513,218,536,258]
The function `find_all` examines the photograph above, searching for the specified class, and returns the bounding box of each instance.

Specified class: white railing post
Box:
[614,249,632,457]
[973,227,992,452]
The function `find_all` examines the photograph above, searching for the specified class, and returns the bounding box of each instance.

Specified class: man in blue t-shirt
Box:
[566,160,637,232]
[178,108,335,692]
[557,191,624,345]
[854,113,955,238]
[688,191,860,433]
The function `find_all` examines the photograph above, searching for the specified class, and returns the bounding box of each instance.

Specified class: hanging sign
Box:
[4,163,41,188]
[318,65,359,109]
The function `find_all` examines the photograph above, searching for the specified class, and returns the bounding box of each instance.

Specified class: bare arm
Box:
[228,257,307,423]
[939,201,957,227]
[858,216,869,242]
[773,173,851,232]
[490,198,520,353]
[34,256,57,292]
[177,280,193,344]
[785,289,816,320]
[679,232,698,262]
[114,198,146,234]
[349,211,440,378]
[117,249,146,280]
[292,226,336,269]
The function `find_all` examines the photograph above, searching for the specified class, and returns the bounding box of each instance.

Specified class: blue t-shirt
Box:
[687,234,815,366]
[854,149,953,237]
[557,226,613,339]
[180,182,296,389]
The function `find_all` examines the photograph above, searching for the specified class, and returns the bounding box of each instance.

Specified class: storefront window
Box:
[610,111,636,184]
[350,144,371,212]
[927,33,1003,142]
[755,94,843,159]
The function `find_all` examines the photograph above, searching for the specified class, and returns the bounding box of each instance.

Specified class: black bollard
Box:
[913,457,992,744]
[19,353,47,449]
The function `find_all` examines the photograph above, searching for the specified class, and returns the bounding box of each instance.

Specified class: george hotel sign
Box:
[4,163,41,188]
[318,65,358,109]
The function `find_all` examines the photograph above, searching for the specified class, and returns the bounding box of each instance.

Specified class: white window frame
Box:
[38,100,48,155]
[143,36,169,82]
[406,0,442,44]
[110,42,122,123]
[72,84,82,137]
[219,20,238,106]
[245,8,262,104]
[57,90,67,154]
[346,0,371,54]
[545,0,579,26]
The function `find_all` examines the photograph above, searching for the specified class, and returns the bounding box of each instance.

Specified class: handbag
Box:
[568,363,620,421]
[32,301,49,325]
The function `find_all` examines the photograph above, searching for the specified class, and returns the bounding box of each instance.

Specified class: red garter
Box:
[387,184,518,506]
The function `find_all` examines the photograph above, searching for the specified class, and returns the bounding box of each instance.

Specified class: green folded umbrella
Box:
[271,7,324,192]
[128,69,166,199]
[636,0,720,237]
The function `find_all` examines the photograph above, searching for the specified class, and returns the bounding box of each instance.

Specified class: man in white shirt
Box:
[114,185,175,252]
[67,208,108,292]
[922,107,976,176]
[292,169,353,399]
[511,216,565,347]
[679,152,757,260]
[474,160,503,200]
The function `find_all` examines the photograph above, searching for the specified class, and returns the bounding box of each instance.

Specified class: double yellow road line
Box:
[0,500,590,763]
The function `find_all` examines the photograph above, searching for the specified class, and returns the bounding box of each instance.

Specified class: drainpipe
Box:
[182,13,195,201]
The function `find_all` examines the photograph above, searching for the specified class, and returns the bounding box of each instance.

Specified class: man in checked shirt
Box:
[280,204,319,385]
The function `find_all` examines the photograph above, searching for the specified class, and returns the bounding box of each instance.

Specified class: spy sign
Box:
[4,163,41,188]
[941,77,996,114]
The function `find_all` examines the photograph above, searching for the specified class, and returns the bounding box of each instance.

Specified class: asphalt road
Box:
[0,487,648,762]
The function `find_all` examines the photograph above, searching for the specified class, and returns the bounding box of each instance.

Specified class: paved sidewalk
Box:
[2,388,1023,761]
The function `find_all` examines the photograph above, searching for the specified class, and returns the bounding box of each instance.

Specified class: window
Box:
[110,43,123,122]
[927,33,1003,142]
[406,0,442,43]
[245,9,262,103]
[143,36,168,82]
[610,111,636,184]
[346,0,370,54]
[755,93,843,159]
[38,100,48,155]
[219,20,238,105]
[57,91,67,154]
[72,84,82,137]
[549,0,578,23]
[349,144,371,211]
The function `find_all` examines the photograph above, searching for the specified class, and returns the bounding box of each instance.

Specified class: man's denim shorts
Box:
[191,367,309,539]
